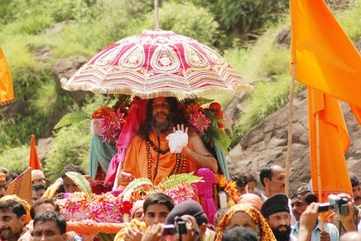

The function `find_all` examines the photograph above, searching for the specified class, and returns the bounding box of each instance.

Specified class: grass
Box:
[231,74,293,146]
[337,0,361,40]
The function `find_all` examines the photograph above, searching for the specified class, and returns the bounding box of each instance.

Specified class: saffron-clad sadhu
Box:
[118,97,218,186]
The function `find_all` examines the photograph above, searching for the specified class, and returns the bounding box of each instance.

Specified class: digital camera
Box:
[318,194,349,216]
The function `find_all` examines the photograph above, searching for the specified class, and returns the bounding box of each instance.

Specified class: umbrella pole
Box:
[154,0,160,30]
[285,77,295,197]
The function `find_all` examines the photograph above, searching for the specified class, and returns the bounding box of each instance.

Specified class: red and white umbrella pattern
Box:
[61,30,251,99]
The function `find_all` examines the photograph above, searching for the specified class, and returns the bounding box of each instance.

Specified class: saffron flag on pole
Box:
[290,0,361,121]
[0,48,15,105]
[308,88,352,201]
[29,135,41,170]
[6,167,32,204]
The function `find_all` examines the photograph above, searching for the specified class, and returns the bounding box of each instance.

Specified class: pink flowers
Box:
[189,111,211,134]
[57,192,132,223]
[185,103,210,134]
[185,101,225,134]
[92,107,126,143]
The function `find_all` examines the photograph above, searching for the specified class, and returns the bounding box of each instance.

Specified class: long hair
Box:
[139,97,186,139]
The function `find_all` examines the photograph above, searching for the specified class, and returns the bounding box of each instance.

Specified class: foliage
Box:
[231,75,295,146]
[337,0,361,40]
[158,173,202,190]
[0,146,28,173]
[44,120,91,181]
[43,95,109,181]
[184,0,288,41]
[54,111,90,130]
[145,2,220,46]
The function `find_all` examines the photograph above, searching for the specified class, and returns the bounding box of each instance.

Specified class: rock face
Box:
[228,91,361,194]
[53,56,91,104]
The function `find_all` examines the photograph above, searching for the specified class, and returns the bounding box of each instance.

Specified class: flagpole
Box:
[316,112,324,231]
[154,0,160,30]
[285,77,295,197]
[286,0,296,197]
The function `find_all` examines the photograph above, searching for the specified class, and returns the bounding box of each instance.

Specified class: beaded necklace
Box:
[145,135,187,182]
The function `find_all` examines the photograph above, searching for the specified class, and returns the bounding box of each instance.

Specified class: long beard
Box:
[0,228,18,240]
[153,115,171,133]
[272,226,291,241]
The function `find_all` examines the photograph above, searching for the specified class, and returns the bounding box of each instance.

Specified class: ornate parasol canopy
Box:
[61,30,251,99]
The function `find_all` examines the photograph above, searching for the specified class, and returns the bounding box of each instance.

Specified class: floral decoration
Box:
[217,175,240,203]
[56,192,132,223]
[183,99,230,151]
[92,106,127,143]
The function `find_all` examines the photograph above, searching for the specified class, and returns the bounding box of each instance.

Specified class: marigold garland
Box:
[217,175,240,203]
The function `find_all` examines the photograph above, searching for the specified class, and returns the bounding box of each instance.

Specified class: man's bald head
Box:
[341,232,361,241]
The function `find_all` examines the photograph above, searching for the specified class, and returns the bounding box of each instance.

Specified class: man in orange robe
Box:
[118,97,218,186]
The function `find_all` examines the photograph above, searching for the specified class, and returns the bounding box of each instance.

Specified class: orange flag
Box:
[29,135,41,169]
[6,167,32,204]
[0,48,15,105]
[308,88,352,201]
[291,0,361,121]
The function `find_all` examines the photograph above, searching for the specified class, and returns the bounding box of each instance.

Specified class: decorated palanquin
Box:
[86,97,240,225]
[61,28,250,236]
[56,173,239,227]
[57,174,201,221]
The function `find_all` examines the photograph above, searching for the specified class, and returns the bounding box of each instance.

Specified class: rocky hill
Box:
[228,91,361,194]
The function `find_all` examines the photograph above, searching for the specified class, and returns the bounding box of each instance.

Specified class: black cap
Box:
[165,200,208,225]
[261,194,290,218]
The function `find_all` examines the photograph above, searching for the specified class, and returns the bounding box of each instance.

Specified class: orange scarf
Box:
[215,204,276,241]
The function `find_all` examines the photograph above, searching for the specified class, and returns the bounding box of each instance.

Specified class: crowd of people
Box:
[0,97,360,241]
[0,164,359,241]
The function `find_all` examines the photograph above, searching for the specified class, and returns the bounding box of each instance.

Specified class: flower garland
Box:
[124,174,201,204]
[56,192,132,223]
[183,100,230,152]
[92,106,127,144]
[216,175,240,203]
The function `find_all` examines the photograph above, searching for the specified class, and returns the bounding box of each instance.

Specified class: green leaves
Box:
[158,173,202,190]
[121,178,153,200]
[65,171,92,193]
[54,111,90,130]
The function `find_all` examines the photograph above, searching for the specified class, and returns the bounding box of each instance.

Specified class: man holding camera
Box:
[127,199,213,241]
[290,190,340,241]
[165,200,215,241]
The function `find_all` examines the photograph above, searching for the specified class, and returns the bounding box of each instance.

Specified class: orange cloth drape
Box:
[308,88,352,201]
[67,221,125,235]
[0,48,15,105]
[290,0,361,121]
[29,135,41,169]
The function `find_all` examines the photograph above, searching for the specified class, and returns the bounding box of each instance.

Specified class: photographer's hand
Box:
[339,202,356,232]
[125,227,143,241]
[337,194,357,232]
[141,224,163,241]
[177,215,200,241]
[299,203,319,241]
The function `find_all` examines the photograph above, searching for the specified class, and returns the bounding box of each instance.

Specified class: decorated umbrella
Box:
[61,1,251,188]
[60,29,250,99]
